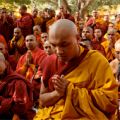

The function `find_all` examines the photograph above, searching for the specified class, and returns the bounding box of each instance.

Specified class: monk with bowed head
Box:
[34,19,118,120]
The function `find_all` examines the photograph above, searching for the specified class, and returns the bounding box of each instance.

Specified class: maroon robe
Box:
[16,13,34,37]
[40,47,88,91]
[0,65,35,119]
[0,15,14,42]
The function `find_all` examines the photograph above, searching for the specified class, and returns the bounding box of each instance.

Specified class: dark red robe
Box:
[0,15,14,42]
[16,13,34,37]
[0,65,35,119]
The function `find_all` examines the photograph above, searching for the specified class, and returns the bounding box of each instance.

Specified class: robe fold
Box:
[16,47,47,108]
[0,67,35,119]
[0,34,7,48]
[34,46,118,120]
[17,13,34,37]
[102,41,115,62]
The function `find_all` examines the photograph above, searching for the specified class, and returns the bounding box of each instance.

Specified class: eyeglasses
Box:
[108,34,115,36]
[41,36,47,38]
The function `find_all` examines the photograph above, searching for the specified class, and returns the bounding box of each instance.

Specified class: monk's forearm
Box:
[40,91,61,107]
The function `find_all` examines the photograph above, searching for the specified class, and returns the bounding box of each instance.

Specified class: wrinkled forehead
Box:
[41,33,48,37]
[26,36,35,41]
[14,29,21,33]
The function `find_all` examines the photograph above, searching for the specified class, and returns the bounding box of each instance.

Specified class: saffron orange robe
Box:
[33,16,43,26]
[16,47,47,106]
[85,17,107,35]
[0,34,7,48]
[34,46,118,120]
[34,34,43,49]
[16,47,46,80]
[9,36,26,70]
[46,17,55,32]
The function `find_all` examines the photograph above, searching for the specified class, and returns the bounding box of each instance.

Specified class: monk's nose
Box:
[56,47,64,54]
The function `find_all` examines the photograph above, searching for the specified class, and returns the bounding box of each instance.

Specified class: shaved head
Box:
[14,27,21,32]
[49,19,80,62]
[49,19,78,38]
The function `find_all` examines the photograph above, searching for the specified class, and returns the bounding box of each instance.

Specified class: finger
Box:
[54,81,63,89]
[54,85,64,93]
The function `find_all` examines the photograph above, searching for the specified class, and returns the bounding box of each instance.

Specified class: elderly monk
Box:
[55,6,75,22]
[33,25,43,49]
[9,27,26,60]
[34,19,118,120]
[110,39,120,118]
[32,8,43,26]
[0,52,35,120]
[43,40,54,55]
[102,29,116,62]
[16,35,47,108]
[17,5,34,37]
[110,39,120,84]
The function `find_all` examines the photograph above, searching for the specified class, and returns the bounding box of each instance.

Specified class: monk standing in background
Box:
[17,5,34,37]
[34,19,118,120]
[0,8,14,42]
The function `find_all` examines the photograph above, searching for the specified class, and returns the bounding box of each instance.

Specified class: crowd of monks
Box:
[0,4,120,120]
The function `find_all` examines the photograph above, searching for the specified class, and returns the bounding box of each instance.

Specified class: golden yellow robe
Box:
[34,16,43,26]
[34,50,118,120]
[102,40,115,62]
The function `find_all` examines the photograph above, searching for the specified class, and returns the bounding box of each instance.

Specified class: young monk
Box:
[16,34,47,109]
[0,52,35,120]
[33,25,43,49]
[34,19,118,120]
[43,40,54,55]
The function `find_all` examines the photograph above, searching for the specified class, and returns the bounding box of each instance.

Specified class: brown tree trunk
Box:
[78,0,93,18]
[61,0,72,13]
